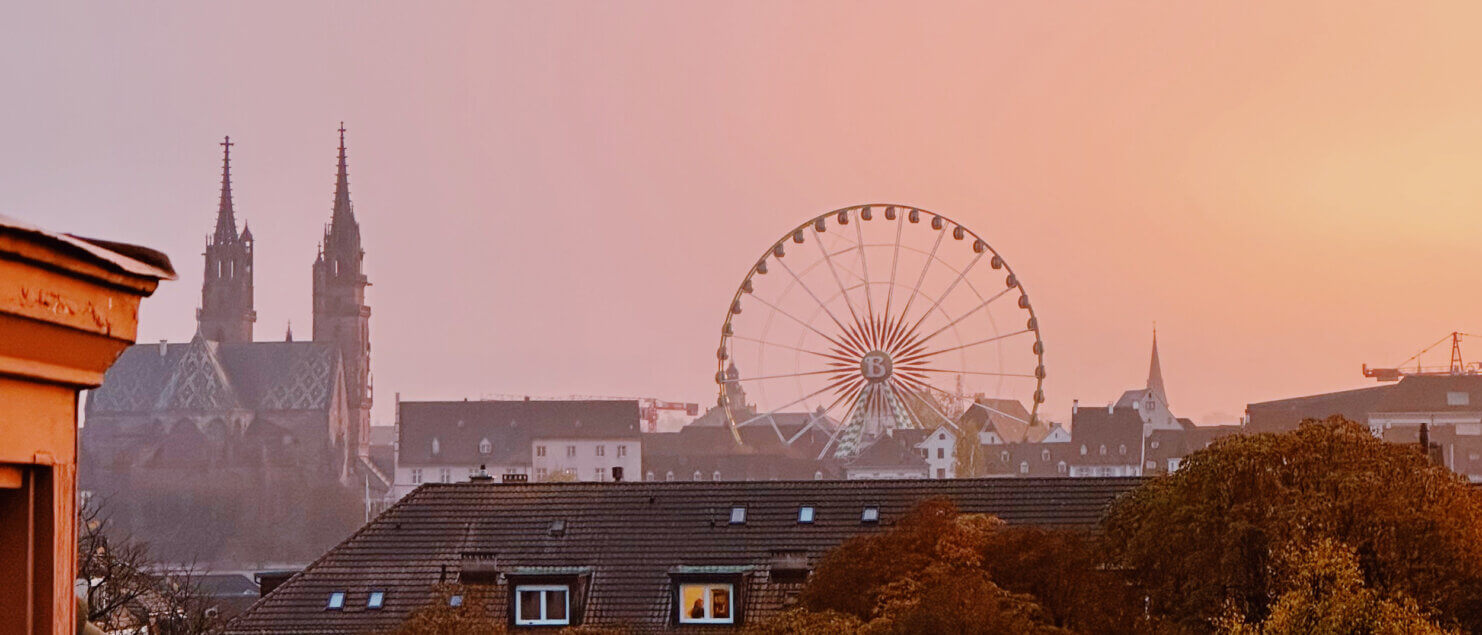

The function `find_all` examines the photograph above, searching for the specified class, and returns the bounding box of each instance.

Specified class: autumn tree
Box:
[1215,538,1453,635]
[792,498,1069,634]
[387,586,504,635]
[979,525,1147,633]
[1103,416,1482,631]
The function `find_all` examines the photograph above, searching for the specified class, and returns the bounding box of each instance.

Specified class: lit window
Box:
[410,469,422,484]
[596,445,605,457]
[367,591,384,609]
[730,507,746,524]
[514,585,570,626]
[798,506,815,523]
[861,507,880,523]
[449,595,463,607]
[479,438,491,455]
[536,445,546,457]
[326,591,345,610]
[618,445,628,457]
[678,583,734,624]
[566,446,577,458]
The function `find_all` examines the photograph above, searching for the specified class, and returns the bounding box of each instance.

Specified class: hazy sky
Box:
[7,3,1482,426]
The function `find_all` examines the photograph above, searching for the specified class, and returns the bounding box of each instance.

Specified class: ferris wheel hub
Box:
[860,350,894,383]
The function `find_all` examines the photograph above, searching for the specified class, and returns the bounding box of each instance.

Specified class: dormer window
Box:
[1080,445,1087,456]
[1019,461,1029,474]
[514,584,570,626]
[1099,445,1107,456]
[479,438,492,455]
[326,591,345,610]
[1118,444,1127,455]
[678,583,734,624]
[798,506,815,524]
[1041,449,1050,462]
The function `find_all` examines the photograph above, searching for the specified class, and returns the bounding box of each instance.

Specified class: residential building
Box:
[225,477,1142,633]
[394,399,642,498]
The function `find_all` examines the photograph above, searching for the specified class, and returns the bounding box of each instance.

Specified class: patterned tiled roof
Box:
[87,339,341,414]
[226,477,1142,633]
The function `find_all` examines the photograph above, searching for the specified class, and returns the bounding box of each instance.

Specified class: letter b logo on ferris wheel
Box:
[860,351,893,382]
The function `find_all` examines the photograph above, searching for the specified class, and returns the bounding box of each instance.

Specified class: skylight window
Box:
[798,506,815,524]
[449,594,463,607]
[861,507,880,523]
[326,591,345,610]
[367,591,384,609]
[729,507,746,524]
[549,519,567,537]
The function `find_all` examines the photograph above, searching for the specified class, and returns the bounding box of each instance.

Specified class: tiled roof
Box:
[398,400,641,467]
[226,478,1142,633]
[87,339,342,414]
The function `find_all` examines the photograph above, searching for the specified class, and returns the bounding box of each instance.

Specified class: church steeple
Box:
[1147,327,1167,405]
[313,123,372,469]
[199,135,255,343]
[214,136,239,244]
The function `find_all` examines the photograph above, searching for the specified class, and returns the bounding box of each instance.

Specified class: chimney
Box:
[159,339,168,357]
[1071,399,1078,415]
[612,466,624,483]
[502,473,528,484]
[470,464,493,482]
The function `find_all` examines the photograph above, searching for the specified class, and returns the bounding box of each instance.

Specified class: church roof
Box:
[87,339,343,414]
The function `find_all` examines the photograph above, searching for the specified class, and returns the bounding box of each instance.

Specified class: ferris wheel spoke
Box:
[811,226,864,326]
[905,249,986,338]
[882,209,905,326]
[911,286,1014,349]
[893,329,1034,364]
[854,214,876,325]
[775,257,855,338]
[747,294,857,355]
[723,368,858,384]
[897,226,946,325]
[893,367,1038,379]
[733,375,860,428]
[889,379,958,432]
[728,334,859,365]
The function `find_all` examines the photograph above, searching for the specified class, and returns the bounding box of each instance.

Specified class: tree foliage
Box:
[1103,416,1482,631]
[387,587,504,635]
[77,498,223,634]
[1215,538,1453,635]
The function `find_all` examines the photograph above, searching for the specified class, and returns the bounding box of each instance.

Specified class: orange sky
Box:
[7,2,1482,425]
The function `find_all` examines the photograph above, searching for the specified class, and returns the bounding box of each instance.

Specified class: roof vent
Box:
[502,473,528,484]
[549,519,566,537]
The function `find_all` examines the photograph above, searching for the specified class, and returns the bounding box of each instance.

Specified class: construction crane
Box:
[1362,331,1481,381]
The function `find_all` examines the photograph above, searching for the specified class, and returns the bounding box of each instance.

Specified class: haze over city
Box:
[9,2,1482,426]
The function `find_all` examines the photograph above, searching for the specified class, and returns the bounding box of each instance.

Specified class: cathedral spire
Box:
[1147,326,1168,405]
[331,123,354,228]
[214,136,238,244]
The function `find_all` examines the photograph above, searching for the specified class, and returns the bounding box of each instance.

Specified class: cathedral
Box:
[80,128,384,567]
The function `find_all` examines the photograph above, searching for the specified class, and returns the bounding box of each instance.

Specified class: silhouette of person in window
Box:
[689,597,706,619]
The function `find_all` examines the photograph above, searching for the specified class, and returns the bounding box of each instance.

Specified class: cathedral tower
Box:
[198,136,256,343]
[313,124,372,461]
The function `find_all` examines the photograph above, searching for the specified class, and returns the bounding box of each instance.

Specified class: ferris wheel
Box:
[717,204,1046,458]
